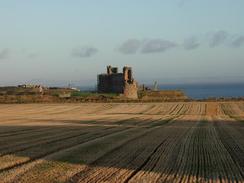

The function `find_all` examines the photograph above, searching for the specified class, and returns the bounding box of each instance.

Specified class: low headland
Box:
[0,85,243,104]
[1,66,243,103]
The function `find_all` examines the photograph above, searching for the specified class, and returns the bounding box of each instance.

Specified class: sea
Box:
[79,83,244,100]
[158,83,244,100]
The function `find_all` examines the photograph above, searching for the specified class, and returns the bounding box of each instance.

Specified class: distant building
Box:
[18,84,45,94]
[97,66,138,99]
[18,84,37,88]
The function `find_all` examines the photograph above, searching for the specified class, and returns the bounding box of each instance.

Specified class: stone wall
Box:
[97,74,110,93]
[97,66,138,99]
[110,73,124,93]
[124,81,138,99]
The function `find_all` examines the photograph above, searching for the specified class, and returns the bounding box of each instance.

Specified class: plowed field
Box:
[0,102,243,183]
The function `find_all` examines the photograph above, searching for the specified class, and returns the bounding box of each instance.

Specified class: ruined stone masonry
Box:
[97,66,138,99]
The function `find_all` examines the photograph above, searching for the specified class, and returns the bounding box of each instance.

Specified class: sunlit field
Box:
[0,102,243,183]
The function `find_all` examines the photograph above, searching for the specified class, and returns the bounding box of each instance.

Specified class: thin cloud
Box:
[72,46,98,58]
[0,48,10,59]
[231,36,244,48]
[118,31,243,55]
[141,39,177,54]
[118,39,141,54]
[184,37,200,50]
[28,53,39,59]
[209,31,228,47]
[178,0,189,7]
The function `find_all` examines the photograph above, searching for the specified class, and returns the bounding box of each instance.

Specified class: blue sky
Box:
[0,0,244,86]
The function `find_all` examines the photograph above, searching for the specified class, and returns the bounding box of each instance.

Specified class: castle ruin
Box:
[97,66,138,99]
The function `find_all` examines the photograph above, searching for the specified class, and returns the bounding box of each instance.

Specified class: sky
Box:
[0,0,244,87]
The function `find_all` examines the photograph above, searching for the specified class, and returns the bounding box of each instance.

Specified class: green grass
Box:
[71,91,118,97]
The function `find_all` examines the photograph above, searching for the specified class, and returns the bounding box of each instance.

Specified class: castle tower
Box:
[107,65,118,75]
[98,66,138,99]
[107,65,112,75]
[123,66,133,82]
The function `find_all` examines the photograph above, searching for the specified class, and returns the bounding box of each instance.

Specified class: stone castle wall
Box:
[124,81,138,99]
[97,73,124,93]
[97,66,138,99]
